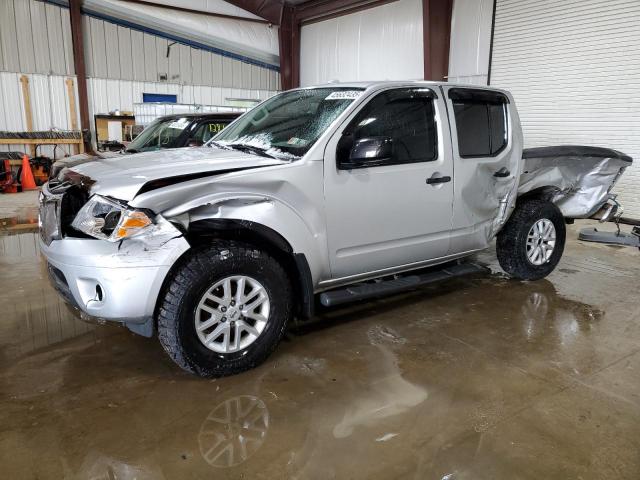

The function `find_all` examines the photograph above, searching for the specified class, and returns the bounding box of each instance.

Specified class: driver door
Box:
[324,88,454,280]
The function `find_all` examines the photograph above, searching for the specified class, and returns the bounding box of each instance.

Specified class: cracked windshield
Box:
[210,88,364,159]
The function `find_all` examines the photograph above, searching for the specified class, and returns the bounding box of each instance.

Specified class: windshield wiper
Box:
[208,141,231,150]
[227,143,276,159]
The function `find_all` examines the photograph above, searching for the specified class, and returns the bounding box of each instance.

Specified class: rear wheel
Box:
[496,199,566,280]
[157,241,292,377]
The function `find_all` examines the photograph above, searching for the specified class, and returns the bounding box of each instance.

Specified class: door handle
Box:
[494,167,511,178]
[426,175,451,185]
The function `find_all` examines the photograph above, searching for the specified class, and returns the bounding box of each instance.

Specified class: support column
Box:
[278,5,299,90]
[69,0,92,152]
[423,0,453,81]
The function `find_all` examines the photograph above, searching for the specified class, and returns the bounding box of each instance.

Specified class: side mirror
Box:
[338,136,393,169]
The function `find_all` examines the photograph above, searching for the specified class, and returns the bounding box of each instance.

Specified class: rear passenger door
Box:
[442,87,522,253]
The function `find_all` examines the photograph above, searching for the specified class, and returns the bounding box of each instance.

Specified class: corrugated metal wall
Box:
[299,0,424,86]
[0,0,279,90]
[0,0,280,156]
[490,0,640,218]
[448,0,494,85]
[0,0,75,75]
[81,15,279,90]
[0,72,80,156]
[86,77,275,124]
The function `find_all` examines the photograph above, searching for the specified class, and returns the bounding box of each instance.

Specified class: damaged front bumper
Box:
[40,225,189,337]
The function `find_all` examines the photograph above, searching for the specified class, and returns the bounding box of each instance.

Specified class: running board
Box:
[319,263,489,308]
[578,227,640,248]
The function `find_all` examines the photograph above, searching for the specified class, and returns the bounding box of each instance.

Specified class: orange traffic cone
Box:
[20,154,37,191]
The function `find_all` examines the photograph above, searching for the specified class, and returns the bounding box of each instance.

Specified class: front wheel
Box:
[496,199,566,280]
[157,241,292,377]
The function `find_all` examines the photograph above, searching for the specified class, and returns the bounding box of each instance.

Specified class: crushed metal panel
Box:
[519,146,632,218]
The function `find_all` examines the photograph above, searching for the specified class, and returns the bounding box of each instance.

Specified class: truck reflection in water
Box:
[198,395,269,468]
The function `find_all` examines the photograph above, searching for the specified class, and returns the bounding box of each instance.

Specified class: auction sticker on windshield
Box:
[326,91,362,100]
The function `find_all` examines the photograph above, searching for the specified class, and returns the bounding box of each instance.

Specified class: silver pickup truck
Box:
[39,81,631,377]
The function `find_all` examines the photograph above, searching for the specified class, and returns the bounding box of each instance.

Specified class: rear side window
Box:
[449,88,508,158]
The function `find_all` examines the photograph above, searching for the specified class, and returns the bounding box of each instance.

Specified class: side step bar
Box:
[319,262,489,308]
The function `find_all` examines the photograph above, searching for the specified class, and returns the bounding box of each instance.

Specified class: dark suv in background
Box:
[50,112,241,178]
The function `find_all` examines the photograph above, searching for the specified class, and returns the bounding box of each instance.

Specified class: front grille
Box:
[41,171,93,242]
[47,263,79,308]
[60,186,89,237]
[39,190,62,245]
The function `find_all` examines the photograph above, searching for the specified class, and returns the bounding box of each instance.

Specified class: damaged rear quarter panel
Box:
[518,146,631,218]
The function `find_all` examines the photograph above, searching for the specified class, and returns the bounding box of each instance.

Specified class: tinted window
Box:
[187,121,230,146]
[450,89,508,157]
[341,89,437,166]
[127,117,191,152]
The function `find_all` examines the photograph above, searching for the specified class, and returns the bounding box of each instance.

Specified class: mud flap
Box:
[125,317,155,337]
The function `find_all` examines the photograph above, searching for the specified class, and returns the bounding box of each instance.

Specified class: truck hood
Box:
[65,147,288,201]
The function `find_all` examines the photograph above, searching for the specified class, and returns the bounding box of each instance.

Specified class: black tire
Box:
[157,241,292,377]
[496,198,566,281]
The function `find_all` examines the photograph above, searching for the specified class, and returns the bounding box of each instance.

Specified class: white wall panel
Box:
[448,0,494,85]
[45,3,67,74]
[104,21,121,79]
[178,44,192,85]
[29,0,51,74]
[0,1,20,72]
[0,72,25,132]
[131,30,145,81]
[82,15,94,78]
[60,7,74,75]
[14,0,36,73]
[155,37,169,81]
[1,2,278,91]
[491,0,640,218]
[143,33,157,82]
[117,26,133,80]
[89,18,108,79]
[191,48,203,85]
[0,73,77,156]
[222,56,234,88]
[300,0,424,86]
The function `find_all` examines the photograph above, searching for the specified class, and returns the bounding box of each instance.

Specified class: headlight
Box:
[71,195,153,242]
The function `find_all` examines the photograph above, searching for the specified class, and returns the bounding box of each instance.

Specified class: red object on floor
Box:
[0,159,17,193]
[20,155,37,191]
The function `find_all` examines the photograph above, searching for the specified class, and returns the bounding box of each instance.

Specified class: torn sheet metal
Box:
[518,146,632,218]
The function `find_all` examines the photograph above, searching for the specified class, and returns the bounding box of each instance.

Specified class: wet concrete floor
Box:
[1,223,639,479]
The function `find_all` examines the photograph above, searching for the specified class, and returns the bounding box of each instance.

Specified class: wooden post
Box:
[19,75,35,157]
[69,0,92,153]
[65,78,83,154]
